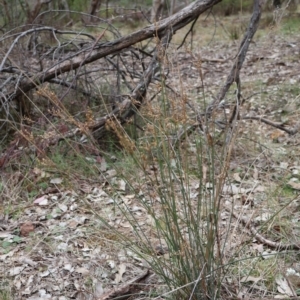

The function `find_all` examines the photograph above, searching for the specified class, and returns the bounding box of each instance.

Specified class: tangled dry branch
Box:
[0,0,221,103]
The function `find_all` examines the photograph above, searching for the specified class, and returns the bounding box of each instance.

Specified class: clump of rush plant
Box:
[95,64,238,299]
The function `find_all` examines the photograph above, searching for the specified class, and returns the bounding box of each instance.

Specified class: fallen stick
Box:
[225,205,300,251]
[97,269,151,300]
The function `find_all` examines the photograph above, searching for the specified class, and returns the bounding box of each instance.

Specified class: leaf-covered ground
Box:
[1,14,300,300]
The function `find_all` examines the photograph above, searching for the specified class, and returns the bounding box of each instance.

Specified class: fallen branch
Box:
[225,205,300,251]
[1,0,222,103]
[241,115,299,135]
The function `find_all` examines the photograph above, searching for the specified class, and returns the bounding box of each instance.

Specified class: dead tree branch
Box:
[207,0,263,112]
[0,0,221,164]
[171,0,263,146]
[241,116,299,135]
[225,205,300,251]
[0,0,221,104]
[88,29,174,138]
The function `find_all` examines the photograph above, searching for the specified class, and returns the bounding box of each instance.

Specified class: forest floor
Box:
[1,11,300,300]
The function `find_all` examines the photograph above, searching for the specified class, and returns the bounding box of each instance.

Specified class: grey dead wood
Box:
[0,0,221,103]
[0,0,221,150]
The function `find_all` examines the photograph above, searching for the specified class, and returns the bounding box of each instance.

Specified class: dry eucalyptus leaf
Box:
[233,172,242,182]
[33,195,48,206]
[223,184,245,195]
[276,275,295,297]
[0,232,13,238]
[63,264,74,272]
[50,177,63,184]
[118,179,127,191]
[114,263,126,283]
[106,169,117,178]
[58,203,68,212]
[287,179,300,190]
[75,267,90,275]
[253,185,265,192]
[240,276,261,283]
[100,159,108,172]
[280,162,289,169]
[94,280,104,298]
[0,248,18,260]
[107,260,115,269]
[39,270,50,277]
[255,212,272,222]
[252,243,264,253]
[8,266,24,276]
[262,250,277,260]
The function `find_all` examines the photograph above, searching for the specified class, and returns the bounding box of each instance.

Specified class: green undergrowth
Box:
[281,14,300,34]
[0,288,12,300]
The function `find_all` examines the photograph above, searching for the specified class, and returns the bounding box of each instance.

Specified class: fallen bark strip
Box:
[96,269,151,300]
[225,205,300,251]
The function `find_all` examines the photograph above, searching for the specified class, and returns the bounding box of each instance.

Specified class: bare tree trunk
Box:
[90,0,102,21]
[61,0,70,18]
[170,0,176,15]
[24,0,42,24]
[24,0,51,24]
[151,0,165,22]
[0,0,12,24]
